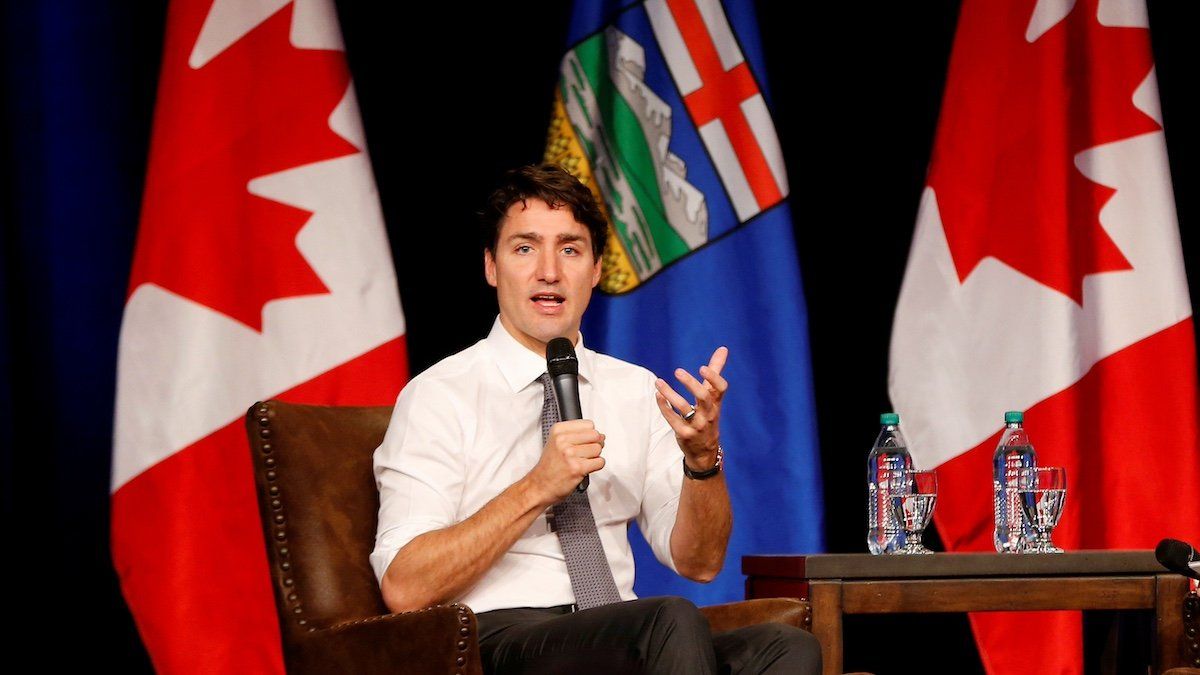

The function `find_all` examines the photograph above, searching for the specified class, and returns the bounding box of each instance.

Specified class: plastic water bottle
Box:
[867,413,914,554]
[993,410,1037,553]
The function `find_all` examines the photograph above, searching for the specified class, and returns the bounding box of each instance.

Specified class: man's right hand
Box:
[526,420,605,504]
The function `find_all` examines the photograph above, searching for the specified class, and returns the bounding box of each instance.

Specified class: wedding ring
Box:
[682,406,697,421]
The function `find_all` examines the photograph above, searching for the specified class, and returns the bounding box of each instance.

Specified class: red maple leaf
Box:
[129,1,357,330]
[928,0,1159,303]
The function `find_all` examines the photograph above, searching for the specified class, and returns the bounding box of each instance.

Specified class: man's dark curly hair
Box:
[480,164,609,260]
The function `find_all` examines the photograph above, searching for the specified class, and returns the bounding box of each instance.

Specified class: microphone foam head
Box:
[1155,538,1192,569]
[546,337,578,377]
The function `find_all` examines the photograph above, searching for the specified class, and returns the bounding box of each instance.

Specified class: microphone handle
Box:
[551,373,589,491]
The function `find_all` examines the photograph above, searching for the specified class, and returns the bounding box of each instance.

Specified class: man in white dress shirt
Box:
[371,165,819,674]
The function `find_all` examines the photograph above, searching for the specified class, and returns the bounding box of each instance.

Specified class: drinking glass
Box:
[1017,466,1066,554]
[890,469,938,555]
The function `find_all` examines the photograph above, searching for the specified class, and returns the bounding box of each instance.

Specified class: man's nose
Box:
[536,250,560,282]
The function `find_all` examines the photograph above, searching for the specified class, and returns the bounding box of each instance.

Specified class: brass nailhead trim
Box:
[257,401,307,624]
[1185,592,1199,667]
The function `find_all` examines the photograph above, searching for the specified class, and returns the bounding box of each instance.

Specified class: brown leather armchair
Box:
[246,399,812,674]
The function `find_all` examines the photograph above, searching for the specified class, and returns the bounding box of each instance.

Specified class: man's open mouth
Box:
[531,293,565,308]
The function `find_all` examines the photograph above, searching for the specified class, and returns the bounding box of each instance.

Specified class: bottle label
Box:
[870,453,910,553]
[995,448,1035,552]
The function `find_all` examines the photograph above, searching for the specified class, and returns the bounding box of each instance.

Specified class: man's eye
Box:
[563,246,577,255]
[516,245,533,254]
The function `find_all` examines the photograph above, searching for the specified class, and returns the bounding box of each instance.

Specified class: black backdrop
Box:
[4,1,1198,671]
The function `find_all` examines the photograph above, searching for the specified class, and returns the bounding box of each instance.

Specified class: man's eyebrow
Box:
[505,232,542,242]
[557,233,586,244]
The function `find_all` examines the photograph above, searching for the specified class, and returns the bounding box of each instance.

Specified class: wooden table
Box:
[743,551,1192,675]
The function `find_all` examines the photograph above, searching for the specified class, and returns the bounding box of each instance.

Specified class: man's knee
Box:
[635,597,716,673]
[646,596,710,636]
[637,596,713,654]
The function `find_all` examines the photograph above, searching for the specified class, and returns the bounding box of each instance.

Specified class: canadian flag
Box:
[890,0,1200,673]
[110,1,407,672]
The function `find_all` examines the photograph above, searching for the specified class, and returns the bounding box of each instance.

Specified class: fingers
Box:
[546,421,604,457]
[699,364,728,396]
[655,391,699,437]
[674,368,716,413]
[572,442,604,459]
[706,346,729,376]
[552,419,595,433]
[532,420,608,503]
[562,443,604,484]
[655,377,691,412]
[549,420,603,444]
[662,347,731,415]
[554,428,604,446]
[580,456,606,475]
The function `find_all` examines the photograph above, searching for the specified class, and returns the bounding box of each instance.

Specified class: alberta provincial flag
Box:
[890,0,1200,672]
[111,1,408,672]
[546,0,823,604]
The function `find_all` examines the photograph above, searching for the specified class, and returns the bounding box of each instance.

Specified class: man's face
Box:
[485,198,602,355]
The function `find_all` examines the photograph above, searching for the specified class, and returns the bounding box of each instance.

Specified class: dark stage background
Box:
[3,1,1197,671]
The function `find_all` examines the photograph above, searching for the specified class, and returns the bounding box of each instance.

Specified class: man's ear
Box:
[484,248,498,288]
[591,255,602,288]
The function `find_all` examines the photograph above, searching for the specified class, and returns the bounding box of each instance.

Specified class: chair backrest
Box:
[245,400,394,646]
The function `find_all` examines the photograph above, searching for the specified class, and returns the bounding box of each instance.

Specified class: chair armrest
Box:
[288,604,483,675]
[700,597,812,634]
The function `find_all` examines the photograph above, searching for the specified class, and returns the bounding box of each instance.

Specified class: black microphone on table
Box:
[1155,538,1200,581]
[546,337,588,492]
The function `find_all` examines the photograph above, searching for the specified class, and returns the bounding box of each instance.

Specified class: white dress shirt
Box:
[370,317,684,613]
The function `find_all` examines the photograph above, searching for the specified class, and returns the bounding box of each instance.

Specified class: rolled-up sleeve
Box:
[370,377,465,584]
[635,375,684,573]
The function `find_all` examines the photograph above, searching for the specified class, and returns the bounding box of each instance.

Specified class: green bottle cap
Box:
[1004,411,1024,423]
[880,413,900,425]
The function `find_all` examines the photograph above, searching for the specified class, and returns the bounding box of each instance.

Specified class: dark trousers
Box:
[476,596,821,675]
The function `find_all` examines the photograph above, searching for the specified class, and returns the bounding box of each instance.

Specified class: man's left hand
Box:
[654,346,729,470]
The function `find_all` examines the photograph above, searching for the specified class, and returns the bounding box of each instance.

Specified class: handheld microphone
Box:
[546,337,588,492]
[1154,538,1200,581]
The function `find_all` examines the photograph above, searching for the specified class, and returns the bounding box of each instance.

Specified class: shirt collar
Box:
[486,316,595,392]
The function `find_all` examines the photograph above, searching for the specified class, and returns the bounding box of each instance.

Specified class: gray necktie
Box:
[539,372,622,610]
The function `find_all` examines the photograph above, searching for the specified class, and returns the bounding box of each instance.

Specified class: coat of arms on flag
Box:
[545,0,788,293]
